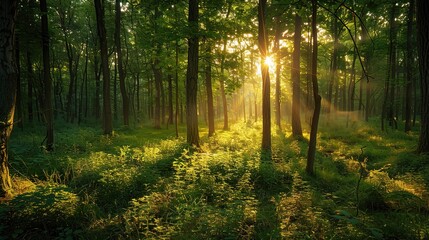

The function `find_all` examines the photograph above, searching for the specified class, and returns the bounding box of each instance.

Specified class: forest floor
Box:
[1,116,429,239]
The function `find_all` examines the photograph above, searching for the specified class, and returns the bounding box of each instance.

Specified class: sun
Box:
[264,56,275,69]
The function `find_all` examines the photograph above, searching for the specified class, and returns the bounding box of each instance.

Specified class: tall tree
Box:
[274,16,281,130]
[115,0,130,126]
[327,15,339,116]
[405,0,414,132]
[306,0,321,175]
[186,0,200,147]
[40,0,54,151]
[205,42,215,137]
[258,0,271,154]
[417,0,429,153]
[94,0,113,135]
[291,13,303,137]
[0,0,18,197]
[382,2,398,131]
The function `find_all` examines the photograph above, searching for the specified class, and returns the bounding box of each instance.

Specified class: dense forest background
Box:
[1,0,429,239]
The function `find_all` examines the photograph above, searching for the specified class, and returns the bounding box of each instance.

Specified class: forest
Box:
[1,0,429,239]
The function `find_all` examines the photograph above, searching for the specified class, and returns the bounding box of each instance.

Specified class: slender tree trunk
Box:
[0,0,18,197]
[94,0,112,135]
[327,17,339,116]
[417,0,429,153]
[15,37,22,129]
[167,73,174,126]
[152,58,162,129]
[65,41,75,123]
[274,16,282,130]
[306,0,321,175]
[382,3,397,131]
[258,0,271,154]
[405,0,414,132]
[40,0,54,151]
[115,0,130,126]
[205,43,215,137]
[84,38,89,118]
[292,14,303,137]
[186,0,200,147]
[161,74,165,125]
[113,55,118,120]
[26,51,33,122]
[175,40,179,138]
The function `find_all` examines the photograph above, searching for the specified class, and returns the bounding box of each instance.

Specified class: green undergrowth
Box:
[1,119,428,239]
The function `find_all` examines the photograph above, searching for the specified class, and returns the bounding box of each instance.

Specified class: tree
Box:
[40,0,54,151]
[273,15,281,130]
[306,0,321,175]
[405,0,414,132]
[382,2,398,131]
[417,0,429,153]
[186,0,200,147]
[258,0,271,154]
[0,0,18,197]
[115,0,130,126]
[291,13,303,137]
[94,0,113,135]
[205,42,215,137]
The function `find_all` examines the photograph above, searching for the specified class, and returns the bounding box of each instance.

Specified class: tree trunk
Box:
[94,0,113,135]
[405,0,414,132]
[258,0,271,154]
[417,0,429,153]
[0,0,18,197]
[15,37,22,129]
[274,16,282,130]
[205,43,215,137]
[327,17,339,116]
[115,0,130,126]
[306,0,321,175]
[382,3,397,131]
[175,40,179,138]
[152,58,162,129]
[167,73,174,126]
[40,0,54,151]
[186,0,200,147]
[26,50,34,122]
[292,14,303,137]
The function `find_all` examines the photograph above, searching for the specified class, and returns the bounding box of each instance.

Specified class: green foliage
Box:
[1,184,80,239]
[4,120,429,239]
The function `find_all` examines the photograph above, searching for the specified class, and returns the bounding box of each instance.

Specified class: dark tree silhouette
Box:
[186,0,200,147]
[306,0,321,175]
[94,0,113,135]
[40,0,54,151]
[417,0,429,153]
[0,0,18,197]
[258,0,271,154]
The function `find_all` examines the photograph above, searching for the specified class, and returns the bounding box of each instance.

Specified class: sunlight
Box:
[264,56,275,69]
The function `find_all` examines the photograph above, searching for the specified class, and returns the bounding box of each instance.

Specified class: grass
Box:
[1,117,429,239]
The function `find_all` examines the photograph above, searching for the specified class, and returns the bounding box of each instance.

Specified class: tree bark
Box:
[0,0,18,197]
[274,16,282,130]
[417,0,429,153]
[115,0,129,126]
[292,14,303,137]
[405,0,414,132]
[205,43,215,137]
[258,0,271,154]
[382,3,397,131]
[94,0,113,135]
[306,0,321,175]
[40,0,54,151]
[327,17,339,116]
[186,0,200,147]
